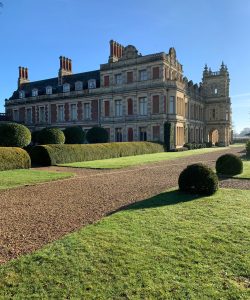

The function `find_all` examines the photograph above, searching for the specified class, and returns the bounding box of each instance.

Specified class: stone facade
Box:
[5,40,232,147]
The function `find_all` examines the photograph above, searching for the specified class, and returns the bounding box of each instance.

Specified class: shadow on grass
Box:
[108,190,202,215]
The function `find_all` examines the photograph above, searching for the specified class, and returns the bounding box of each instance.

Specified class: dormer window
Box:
[214,88,218,94]
[19,90,25,99]
[32,89,38,97]
[88,79,96,89]
[75,81,83,91]
[46,86,52,95]
[63,83,70,93]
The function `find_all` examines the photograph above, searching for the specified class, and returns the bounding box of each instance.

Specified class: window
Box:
[57,105,64,122]
[39,106,45,123]
[212,108,216,119]
[226,110,229,121]
[104,101,110,117]
[26,108,32,124]
[104,75,110,87]
[139,97,147,115]
[152,125,160,141]
[127,128,133,142]
[84,103,91,119]
[115,74,122,85]
[88,79,96,89]
[214,88,218,94]
[127,72,133,84]
[169,96,175,114]
[32,89,38,97]
[115,100,123,117]
[19,90,25,99]
[139,127,147,141]
[139,69,147,81]
[75,81,83,91]
[46,86,52,95]
[115,128,122,142]
[127,98,133,115]
[152,67,160,80]
[63,83,70,93]
[152,95,160,114]
[13,109,19,121]
[70,104,77,121]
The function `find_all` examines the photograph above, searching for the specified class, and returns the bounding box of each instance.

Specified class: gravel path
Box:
[0,146,248,264]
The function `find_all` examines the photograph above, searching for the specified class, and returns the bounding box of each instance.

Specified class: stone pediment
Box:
[120,45,140,60]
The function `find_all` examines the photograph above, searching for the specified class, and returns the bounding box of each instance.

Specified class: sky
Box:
[0,0,249,133]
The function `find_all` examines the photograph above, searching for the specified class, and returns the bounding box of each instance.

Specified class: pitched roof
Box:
[9,70,100,100]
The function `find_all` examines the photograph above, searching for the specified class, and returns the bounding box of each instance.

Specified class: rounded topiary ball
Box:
[37,127,65,144]
[64,126,85,144]
[216,154,243,176]
[0,122,31,148]
[178,163,218,196]
[86,127,108,144]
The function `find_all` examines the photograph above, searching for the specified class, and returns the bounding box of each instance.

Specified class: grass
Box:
[60,147,233,169]
[0,188,249,299]
[235,161,250,179]
[0,169,73,190]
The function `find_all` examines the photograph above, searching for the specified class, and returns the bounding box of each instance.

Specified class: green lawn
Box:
[0,169,73,190]
[60,147,234,169]
[236,161,250,179]
[0,189,249,299]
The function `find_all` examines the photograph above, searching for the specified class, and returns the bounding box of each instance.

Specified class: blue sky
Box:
[0,0,249,133]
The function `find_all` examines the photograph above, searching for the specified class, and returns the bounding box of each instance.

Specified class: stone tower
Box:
[202,62,232,146]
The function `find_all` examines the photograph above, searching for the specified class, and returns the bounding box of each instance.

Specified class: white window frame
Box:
[88,79,96,89]
[75,81,83,91]
[19,90,25,99]
[139,69,147,81]
[32,89,38,97]
[57,104,64,122]
[70,103,77,121]
[115,100,123,117]
[83,102,91,120]
[26,108,32,124]
[39,106,45,123]
[139,97,147,115]
[46,86,52,95]
[115,73,122,85]
[63,83,70,93]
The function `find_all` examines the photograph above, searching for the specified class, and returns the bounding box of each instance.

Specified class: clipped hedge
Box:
[0,147,31,170]
[216,154,243,176]
[246,141,250,157]
[0,123,31,148]
[64,126,85,144]
[86,127,109,144]
[37,128,65,145]
[30,142,164,166]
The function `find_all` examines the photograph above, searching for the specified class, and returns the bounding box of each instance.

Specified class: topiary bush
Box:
[0,122,31,148]
[37,127,65,145]
[216,154,243,176]
[30,142,164,165]
[178,163,218,195]
[0,147,31,170]
[86,127,108,144]
[31,130,41,145]
[246,141,250,157]
[63,126,85,144]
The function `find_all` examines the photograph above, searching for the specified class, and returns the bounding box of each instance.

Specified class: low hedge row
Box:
[30,142,165,166]
[0,147,31,170]
[184,143,207,150]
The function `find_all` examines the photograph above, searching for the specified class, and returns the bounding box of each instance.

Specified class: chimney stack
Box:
[109,40,125,63]
[58,56,73,85]
[18,66,29,88]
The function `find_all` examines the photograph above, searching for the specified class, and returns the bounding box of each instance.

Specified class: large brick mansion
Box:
[5,40,232,147]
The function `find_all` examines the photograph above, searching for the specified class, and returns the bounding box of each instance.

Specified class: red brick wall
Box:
[65,103,69,122]
[152,95,159,114]
[152,67,160,80]
[104,101,110,117]
[77,102,82,121]
[91,100,98,121]
[51,104,57,123]
[127,98,133,115]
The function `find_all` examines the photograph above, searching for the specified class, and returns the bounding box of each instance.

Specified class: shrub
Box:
[37,128,65,145]
[31,130,41,145]
[64,126,85,144]
[183,143,193,150]
[216,154,243,176]
[0,122,31,148]
[164,122,174,151]
[246,141,250,157]
[30,142,164,166]
[0,147,31,170]
[86,127,108,144]
[178,163,218,196]
[206,141,213,148]
[169,147,188,152]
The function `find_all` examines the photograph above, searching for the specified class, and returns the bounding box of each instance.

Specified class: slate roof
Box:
[9,70,100,100]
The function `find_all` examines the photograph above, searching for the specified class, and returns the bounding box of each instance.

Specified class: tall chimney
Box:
[18,66,29,88]
[109,40,125,63]
[58,55,73,85]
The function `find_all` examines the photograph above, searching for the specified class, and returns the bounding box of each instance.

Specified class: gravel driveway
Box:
[0,146,248,264]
